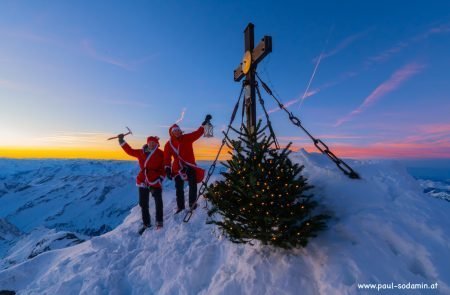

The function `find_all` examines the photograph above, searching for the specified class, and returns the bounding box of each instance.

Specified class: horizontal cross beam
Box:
[234,36,272,82]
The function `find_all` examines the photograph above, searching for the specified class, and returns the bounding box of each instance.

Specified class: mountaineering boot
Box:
[138,224,151,235]
[156,222,163,230]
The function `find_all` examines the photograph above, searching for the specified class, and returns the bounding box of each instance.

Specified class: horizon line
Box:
[1,146,450,161]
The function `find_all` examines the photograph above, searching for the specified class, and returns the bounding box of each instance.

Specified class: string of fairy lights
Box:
[208,148,316,244]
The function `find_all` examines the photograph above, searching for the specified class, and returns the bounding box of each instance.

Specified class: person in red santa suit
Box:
[118,134,165,234]
[164,114,212,213]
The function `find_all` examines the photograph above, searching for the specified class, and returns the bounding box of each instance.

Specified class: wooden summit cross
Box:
[234,23,272,134]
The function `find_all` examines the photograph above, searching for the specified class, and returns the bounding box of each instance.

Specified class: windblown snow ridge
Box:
[0,152,449,295]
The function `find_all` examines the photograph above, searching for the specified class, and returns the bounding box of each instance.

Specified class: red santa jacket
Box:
[164,124,205,183]
[121,141,165,188]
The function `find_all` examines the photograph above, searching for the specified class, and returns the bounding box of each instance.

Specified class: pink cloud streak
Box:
[269,30,372,114]
[312,28,372,63]
[80,40,156,70]
[417,123,450,134]
[292,141,450,159]
[81,40,131,70]
[267,89,318,114]
[0,28,61,46]
[334,62,426,127]
[289,122,450,158]
[367,23,450,65]
[0,79,20,90]
[277,134,374,142]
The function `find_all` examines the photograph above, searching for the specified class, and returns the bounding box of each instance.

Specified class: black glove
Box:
[202,114,212,126]
[165,167,172,180]
[118,133,125,144]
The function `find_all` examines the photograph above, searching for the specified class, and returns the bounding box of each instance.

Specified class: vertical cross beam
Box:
[234,23,272,136]
[244,24,256,134]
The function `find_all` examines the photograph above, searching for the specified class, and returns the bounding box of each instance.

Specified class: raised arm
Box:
[120,141,141,158]
[183,114,212,143]
[183,126,205,143]
[118,134,140,158]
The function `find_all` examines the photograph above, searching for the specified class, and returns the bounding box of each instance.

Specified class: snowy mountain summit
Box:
[0,151,449,294]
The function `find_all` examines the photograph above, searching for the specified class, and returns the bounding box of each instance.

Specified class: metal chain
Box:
[183,83,246,222]
[255,82,280,149]
[255,72,360,179]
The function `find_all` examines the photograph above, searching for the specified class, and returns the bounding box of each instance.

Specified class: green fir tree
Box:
[206,122,329,249]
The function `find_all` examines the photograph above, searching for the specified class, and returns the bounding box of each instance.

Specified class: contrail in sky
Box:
[175,107,187,124]
[298,25,334,110]
[298,51,324,110]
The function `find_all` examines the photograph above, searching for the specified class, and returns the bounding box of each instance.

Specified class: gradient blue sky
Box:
[0,0,449,159]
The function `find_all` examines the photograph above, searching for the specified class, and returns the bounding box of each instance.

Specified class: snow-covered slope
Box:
[0,219,22,258]
[1,152,449,294]
[0,159,138,236]
[419,179,450,202]
[0,227,86,270]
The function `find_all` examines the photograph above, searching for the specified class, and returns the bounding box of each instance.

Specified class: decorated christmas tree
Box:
[206,121,329,249]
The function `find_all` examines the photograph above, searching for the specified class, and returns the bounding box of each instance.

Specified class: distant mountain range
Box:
[0,157,448,271]
[0,159,138,236]
[0,159,139,266]
[1,153,449,294]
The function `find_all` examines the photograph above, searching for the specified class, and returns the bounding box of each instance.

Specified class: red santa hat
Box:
[169,124,181,137]
[146,136,160,147]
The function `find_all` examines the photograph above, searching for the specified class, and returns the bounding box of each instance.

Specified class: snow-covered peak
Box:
[0,152,449,294]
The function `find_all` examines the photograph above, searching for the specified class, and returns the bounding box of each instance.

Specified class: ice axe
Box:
[107,127,133,140]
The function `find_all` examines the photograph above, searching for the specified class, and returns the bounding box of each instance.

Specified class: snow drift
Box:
[0,151,449,294]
